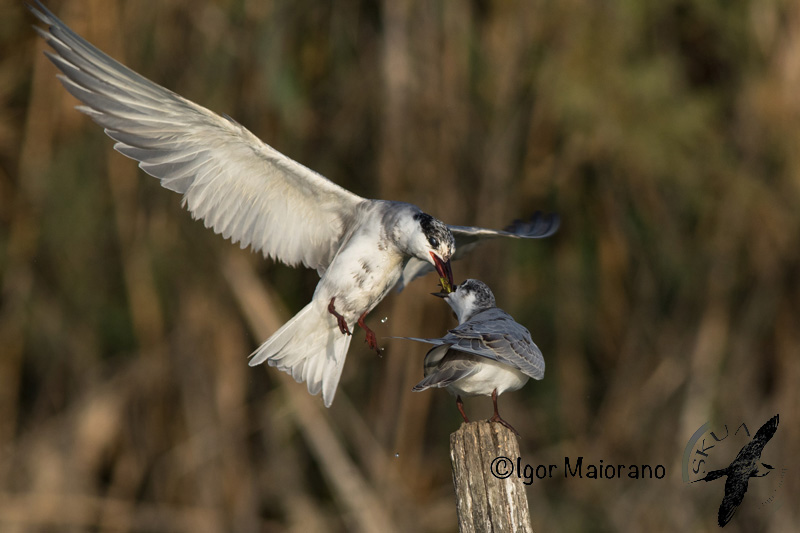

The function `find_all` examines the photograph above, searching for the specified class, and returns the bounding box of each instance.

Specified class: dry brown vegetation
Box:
[2,0,799,531]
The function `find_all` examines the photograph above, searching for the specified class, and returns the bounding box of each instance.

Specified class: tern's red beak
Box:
[430,252,454,293]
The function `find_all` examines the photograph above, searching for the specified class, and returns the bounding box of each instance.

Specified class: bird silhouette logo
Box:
[692,414,779,527]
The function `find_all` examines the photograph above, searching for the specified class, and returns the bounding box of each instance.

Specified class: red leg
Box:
[358,312,381,354]
[488,389,519,436]
[456,395,470,423]
[327,298,351,335]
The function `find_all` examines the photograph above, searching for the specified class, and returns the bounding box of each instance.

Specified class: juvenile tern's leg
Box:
[456,395,470,423]
[488,389,519,436]
[327,298,351,335]
[357,312,381,354]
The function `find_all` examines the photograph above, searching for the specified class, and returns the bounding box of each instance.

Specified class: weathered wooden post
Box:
[450,421,533,532]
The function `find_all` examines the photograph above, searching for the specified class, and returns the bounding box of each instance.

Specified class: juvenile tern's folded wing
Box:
[445,309,545,380]
[396,212,559,291]
[412,352,481,391]
[29,1,364,272]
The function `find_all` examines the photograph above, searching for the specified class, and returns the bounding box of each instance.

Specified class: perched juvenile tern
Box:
[400,279,544,433]
[29,2,556,407]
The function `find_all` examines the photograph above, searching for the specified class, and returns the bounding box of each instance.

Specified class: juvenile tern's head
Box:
[409,212,455,291]
[439,279,496,323]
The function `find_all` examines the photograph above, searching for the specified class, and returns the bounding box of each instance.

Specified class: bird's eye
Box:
[429,237,439,248]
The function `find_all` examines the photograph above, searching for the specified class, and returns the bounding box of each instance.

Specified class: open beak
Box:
[430,291,449,298]
[430,252,454,294]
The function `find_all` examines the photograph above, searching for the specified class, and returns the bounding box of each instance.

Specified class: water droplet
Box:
[381,317,389,324]
[380,347,385,352]
[395,453,400,458]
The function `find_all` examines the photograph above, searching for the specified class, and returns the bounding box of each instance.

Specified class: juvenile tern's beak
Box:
[430,291,449,298]
[430,252,454,293]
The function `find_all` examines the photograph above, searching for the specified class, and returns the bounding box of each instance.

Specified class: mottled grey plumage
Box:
[410,307,545,388]
[398,280,544,432]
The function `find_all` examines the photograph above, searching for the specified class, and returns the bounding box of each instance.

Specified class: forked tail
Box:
[248,302,352,407]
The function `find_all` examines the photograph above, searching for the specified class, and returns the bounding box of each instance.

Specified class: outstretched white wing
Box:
[30,1,364,272]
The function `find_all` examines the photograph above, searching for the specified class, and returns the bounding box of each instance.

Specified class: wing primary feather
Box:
[30,1,366,272]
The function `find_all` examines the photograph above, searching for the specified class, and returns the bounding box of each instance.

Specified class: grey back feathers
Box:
[401,279,545,381]
[442,308,545,380]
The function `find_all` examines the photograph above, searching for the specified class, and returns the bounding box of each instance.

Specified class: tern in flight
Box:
[29,2,558,407]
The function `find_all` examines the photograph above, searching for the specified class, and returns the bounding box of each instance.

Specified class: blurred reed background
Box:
[2,0,799,531]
